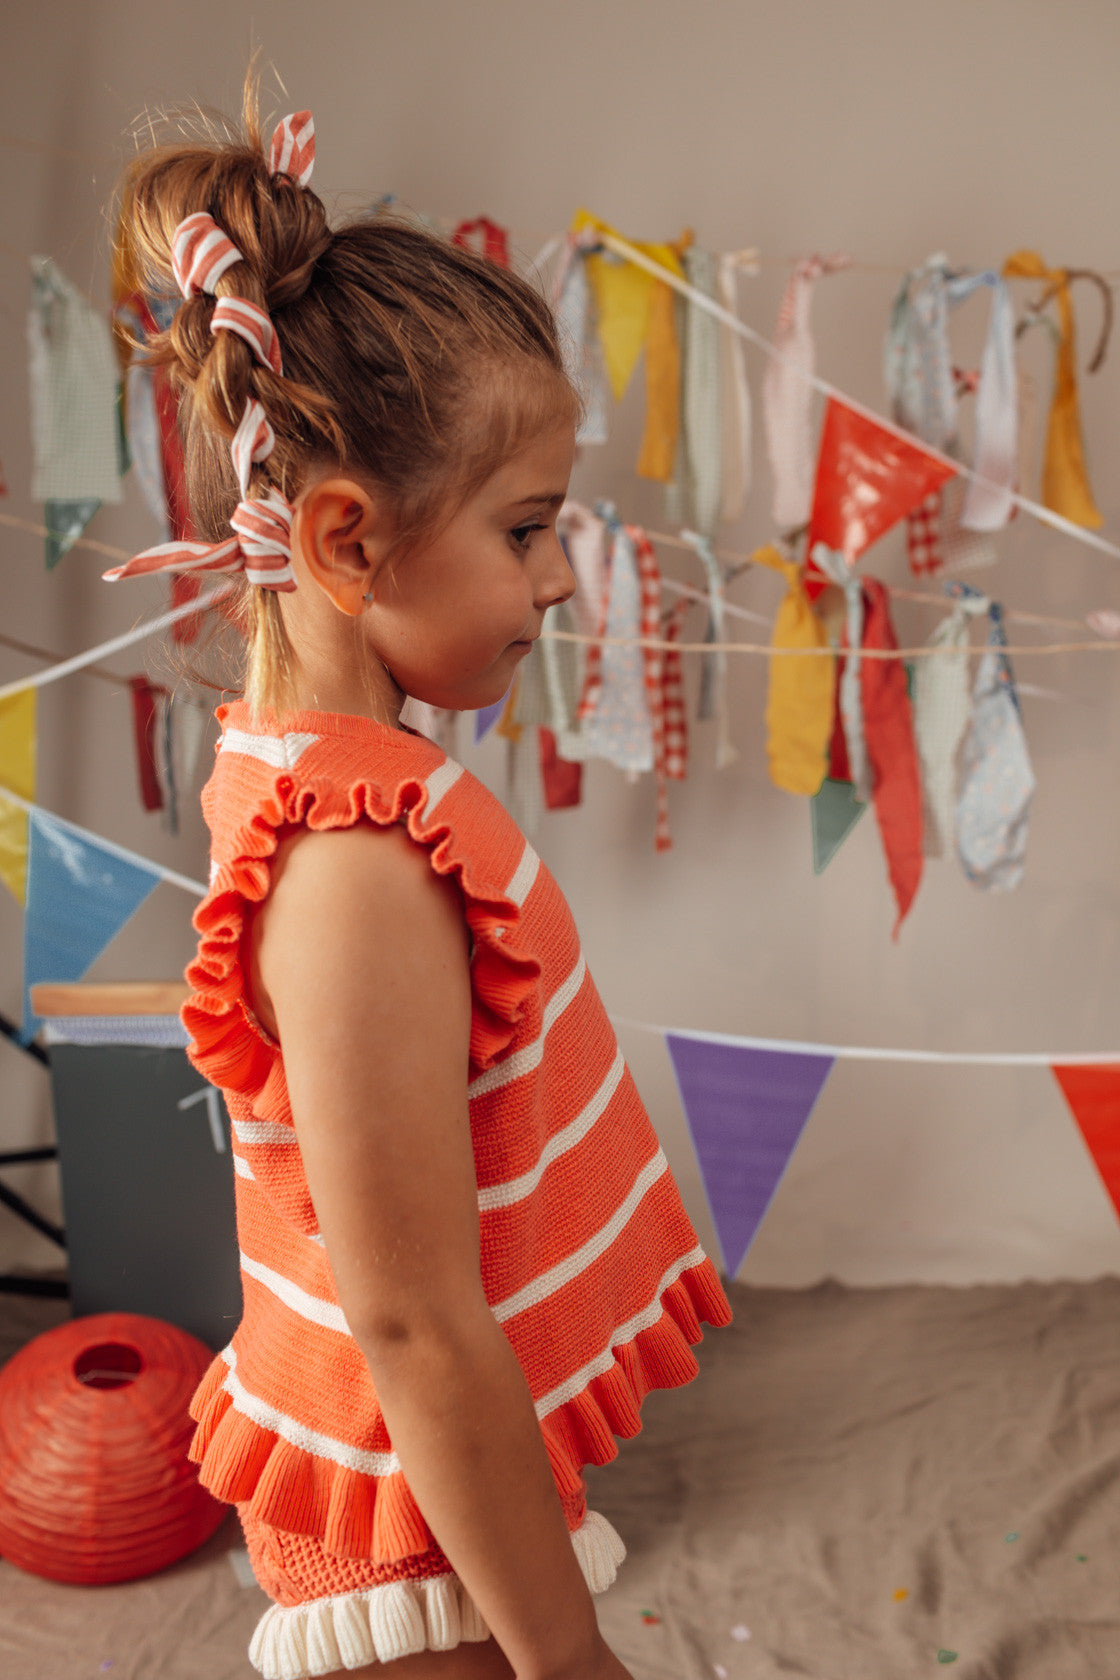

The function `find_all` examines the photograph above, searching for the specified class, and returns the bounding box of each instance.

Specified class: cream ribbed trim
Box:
[248,1510,627,1680]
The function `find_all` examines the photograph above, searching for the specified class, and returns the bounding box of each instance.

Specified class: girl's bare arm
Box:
[252,820,632,1680]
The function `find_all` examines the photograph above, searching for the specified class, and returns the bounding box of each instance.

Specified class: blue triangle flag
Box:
[22,810,161,1040]
[666,1033,836,1278]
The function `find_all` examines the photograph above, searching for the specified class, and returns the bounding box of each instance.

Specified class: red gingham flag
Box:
[654,597,690,851]
[907,490,944,577]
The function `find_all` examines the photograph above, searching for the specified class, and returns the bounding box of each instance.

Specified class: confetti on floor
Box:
[1005,1532,1019,1543]
[936,1651,959,1665]
[1076,1553,1088,1563]
[730,1624,751,1642]
[893,1588,909,1602]
[639,1609,662,1625]
[714,1667,728,1679]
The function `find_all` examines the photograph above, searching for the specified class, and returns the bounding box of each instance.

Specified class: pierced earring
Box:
[362,590,374,603]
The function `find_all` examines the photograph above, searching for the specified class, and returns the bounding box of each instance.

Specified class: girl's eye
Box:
[509,522,544,552]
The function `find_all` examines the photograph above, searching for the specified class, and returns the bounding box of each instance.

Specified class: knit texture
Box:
[184,703,731,1564]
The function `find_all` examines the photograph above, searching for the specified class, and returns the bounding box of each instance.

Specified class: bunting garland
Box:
[6,212,1120,937]
[21,809,163,1041]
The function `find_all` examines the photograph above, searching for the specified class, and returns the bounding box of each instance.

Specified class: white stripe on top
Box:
[491,1148,670,1325]
[419,759,464,821]
[505,841,540,908]
[469,953,587,1100]
[218,1345,401,1477]
[233,1118,297,1146]
[477,1047,625,1212]
[534,1246,707,1419]
[240,1250,351,1336]
[220,728,320,770]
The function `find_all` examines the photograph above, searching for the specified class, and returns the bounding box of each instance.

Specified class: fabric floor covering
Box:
[1,1277,1118,1680]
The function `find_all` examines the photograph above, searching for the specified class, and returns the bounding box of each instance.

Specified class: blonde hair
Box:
[115,82,576,713]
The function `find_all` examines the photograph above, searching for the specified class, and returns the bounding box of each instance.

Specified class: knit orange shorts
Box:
[238,1504,491,1678]
[237,1497,625,1680]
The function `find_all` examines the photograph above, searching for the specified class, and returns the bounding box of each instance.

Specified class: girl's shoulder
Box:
[186,701,562,1101]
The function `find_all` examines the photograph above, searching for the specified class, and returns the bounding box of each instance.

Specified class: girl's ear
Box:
[291,476,392,617]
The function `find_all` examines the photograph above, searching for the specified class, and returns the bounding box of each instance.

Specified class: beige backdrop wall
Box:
[2,0,1119,1285]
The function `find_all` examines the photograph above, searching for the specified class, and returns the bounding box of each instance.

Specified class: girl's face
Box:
[367,414,577,712]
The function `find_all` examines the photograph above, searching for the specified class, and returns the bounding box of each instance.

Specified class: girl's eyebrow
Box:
[505,492,567,512]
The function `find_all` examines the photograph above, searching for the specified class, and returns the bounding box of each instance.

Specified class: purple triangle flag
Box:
[474,697,507,743]
[666,1033,836,1278]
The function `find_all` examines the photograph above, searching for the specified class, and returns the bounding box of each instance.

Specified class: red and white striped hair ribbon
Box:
[104,399,295,592]
[269,110,315,186]
[174,220,284,374]
[210,297,283,375]
[172,213,242,298]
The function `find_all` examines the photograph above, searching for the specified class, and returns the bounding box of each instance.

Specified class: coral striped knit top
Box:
[183,702,731,1564]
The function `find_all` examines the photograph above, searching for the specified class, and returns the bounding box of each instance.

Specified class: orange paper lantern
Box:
[0,1311,225,1583]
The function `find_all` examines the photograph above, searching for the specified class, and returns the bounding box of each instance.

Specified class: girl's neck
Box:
[282,602,406,729]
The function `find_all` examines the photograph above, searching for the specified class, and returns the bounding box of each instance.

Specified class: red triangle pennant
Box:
[1051,1065,1120,1223]
[807,398,958,567]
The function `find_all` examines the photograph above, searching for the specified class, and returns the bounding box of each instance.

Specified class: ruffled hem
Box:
[182,708,542,1116]
[191,1258,729,1563]
[247,1511,625,1679]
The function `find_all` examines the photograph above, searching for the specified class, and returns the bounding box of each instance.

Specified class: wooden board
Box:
[29,981,190,1017]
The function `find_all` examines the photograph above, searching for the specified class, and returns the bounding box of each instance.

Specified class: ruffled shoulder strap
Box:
[183,704,544,1121]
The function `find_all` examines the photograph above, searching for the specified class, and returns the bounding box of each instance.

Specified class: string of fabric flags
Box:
[623,1020,1120,1279]
[8,207,1120,936]
[7,759,1119,1282]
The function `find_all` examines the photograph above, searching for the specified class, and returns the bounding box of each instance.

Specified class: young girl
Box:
[107,93,731,1680]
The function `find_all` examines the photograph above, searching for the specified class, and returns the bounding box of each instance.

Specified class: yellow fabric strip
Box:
[636,277,681,482]
[753,546,834,795]
[1003,250,1103,530]
[572,210,688,442]
[0,688,36,902]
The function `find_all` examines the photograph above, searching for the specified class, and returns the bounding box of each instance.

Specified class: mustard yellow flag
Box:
[571,211,688,484]
[1003,250,1103,530]
[753,546,834,796]
[0,688,36,903]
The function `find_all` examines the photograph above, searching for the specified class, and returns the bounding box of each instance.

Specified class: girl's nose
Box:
[535,531,576,610]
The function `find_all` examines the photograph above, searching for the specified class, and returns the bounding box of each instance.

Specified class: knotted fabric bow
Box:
[885,255,1018,534]
[1002,249,1105,530]
[753,544,833,796]
[104,113,315,595]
